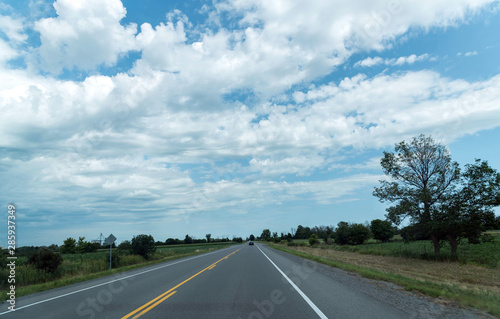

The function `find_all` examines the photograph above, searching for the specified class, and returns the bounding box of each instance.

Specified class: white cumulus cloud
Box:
[34,0,138,74]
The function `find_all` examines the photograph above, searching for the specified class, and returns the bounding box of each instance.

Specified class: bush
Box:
[118,240,131,251]
[480,233,495,243]
[348,224,371,245]
[309,234,320,246]
[27,248,63,273]
[333,222,371,245]
[370,219,395,242]
[131,234,156,259]
[106,253,121,268]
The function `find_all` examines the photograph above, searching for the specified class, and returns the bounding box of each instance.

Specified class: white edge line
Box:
[256,244,328,319]
[0,245,239,316]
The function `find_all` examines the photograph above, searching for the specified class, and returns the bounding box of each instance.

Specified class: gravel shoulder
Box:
[269,244,498,318]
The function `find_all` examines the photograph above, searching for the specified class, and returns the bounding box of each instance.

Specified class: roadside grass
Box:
[0,242,238,301]
[269,235,500,317]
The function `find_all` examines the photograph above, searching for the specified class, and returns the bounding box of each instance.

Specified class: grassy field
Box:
[271,231,500,317]
[288,231,500,268]
[0,242,237,301]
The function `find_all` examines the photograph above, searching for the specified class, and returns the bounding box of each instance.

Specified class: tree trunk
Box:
[447,234,458,256]
[430,233,440,255]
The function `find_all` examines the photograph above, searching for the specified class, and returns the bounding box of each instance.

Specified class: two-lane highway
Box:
[1,243,411,318]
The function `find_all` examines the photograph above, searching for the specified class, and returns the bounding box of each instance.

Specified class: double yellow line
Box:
[121,248,240,319]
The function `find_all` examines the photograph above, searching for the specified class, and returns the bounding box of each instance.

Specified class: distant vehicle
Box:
[249,241,254,245]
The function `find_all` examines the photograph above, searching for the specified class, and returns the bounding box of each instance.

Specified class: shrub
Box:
[106,253,121,268]
[309,234,320,246]
[333,222,371,245]
[370,219,395,242]
[348,223,371,245]
[333,222,351,245]
[27,248,63,273]
[480,233,495,243]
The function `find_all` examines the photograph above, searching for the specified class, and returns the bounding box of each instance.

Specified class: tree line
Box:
[257,218,398,246]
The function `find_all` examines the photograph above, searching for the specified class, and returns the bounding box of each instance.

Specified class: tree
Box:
[165,238,180,245]
[232,237,243,242]
[205,234,211,243]
[370,219,395,242]
[348,223,371,245]
[118,240,131,251]
[76,236,87,254]
[184,234,193,244]
[400,224,428,242]
[440,159,500,254]
[332,222,371,245]
[373,135,460,254]
[295,225,312,239]
[60,237,76,254]
[28,248,63,273]
[249,234,255,241]
[131,234,156,258]
[261,229,271,241]
[332,222,350,245]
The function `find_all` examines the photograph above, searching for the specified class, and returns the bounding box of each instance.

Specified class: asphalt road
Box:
[1,243,410,318]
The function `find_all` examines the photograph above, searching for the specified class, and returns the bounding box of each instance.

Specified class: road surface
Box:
[0,243,471,318]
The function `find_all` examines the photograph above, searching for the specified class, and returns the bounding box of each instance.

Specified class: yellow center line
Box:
[121,248,240,319]
[131,291,177,319]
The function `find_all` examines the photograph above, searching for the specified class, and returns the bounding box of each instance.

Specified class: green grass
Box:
[269,243,500,317]
[0,242,238,300]
[287,231,500,268]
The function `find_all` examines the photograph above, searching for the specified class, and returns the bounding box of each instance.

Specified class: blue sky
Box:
[1,0,500,247]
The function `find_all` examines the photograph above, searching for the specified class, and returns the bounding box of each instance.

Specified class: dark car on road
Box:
[249,241,254,245]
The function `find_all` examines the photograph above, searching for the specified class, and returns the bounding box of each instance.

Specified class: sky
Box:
[1,0,500,247]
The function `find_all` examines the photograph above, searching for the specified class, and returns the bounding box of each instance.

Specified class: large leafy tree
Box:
[373,135,460,254]
[440,159,500,254]
[374,135,500,256]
